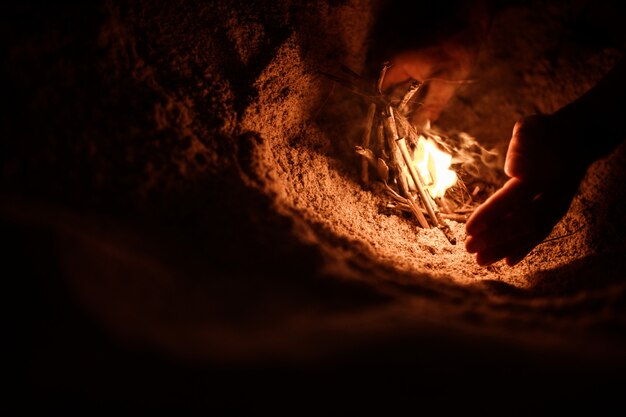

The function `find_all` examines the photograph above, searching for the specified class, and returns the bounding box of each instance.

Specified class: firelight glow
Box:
[412,136,457,199]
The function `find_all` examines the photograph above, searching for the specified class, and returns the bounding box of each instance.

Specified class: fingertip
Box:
[503,155,514,178]
[505,248,532,267]
[475,247,510,267]
[465,236,478,253]
[465,214,487,236]
[475,252,498,267]
[504,152,530,179]
[505,256,521,267]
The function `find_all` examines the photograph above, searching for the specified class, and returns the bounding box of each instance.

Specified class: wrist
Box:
[551,103,613,168]
[543,110,596,181]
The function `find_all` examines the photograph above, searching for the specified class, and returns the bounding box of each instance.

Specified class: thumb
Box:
[504,115,545,179]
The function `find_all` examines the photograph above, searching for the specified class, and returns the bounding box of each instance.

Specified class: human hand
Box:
[381,40,478,127]
[465,114,589,266]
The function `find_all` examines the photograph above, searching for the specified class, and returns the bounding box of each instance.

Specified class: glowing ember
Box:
[411,135,457,199]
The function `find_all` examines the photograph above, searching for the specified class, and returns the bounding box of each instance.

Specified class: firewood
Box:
[360,103,376,184]
[321,62,486,244]
[377,61,391,96]
[396,135,438,226]
[386,202,468,223]
[382,108,429,229]
[399,80,422,114]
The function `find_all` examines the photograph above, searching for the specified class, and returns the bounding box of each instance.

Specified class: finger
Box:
[470,201,556,267]
[474,234,541,267]
[476,237,527,266]
[504,115,554,181]
[466,178,537,236]
[504,146,533,180]
[382,54,434,91]
[475,241,515,266]
[415,80,458,123]
[505,245,535,267]
[465,202,545,254]
[381,65,412,91]
[504,118,532,178]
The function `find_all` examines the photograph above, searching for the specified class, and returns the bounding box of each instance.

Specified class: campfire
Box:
[323,63,500,244]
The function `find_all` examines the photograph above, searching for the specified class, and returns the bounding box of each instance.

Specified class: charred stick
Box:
[424,192,456,245]
[360,103,377,184]
[435,211,457,244]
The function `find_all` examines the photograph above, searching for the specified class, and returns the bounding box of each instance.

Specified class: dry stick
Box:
[382,108,430,229]
[377,118,387,159]
[318,70,387,107]
[428,194,457,245]
[384,182,406,203]
[397,135,456,244]
[393,94,458,242]
[438,213,467,223]
[399,80,422,114]
[436,196,453,214]
[377,61,391,96]
[396,135,438,226]
[360,103,376,184]
[340,63,362,81]
[388,202,468,223]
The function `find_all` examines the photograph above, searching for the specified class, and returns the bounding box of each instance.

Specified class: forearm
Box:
[553,57,626,162]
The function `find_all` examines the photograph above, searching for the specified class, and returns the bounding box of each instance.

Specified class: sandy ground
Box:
[3,0,626,413]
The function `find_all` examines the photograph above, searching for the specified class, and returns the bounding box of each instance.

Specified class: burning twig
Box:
[396,135,438,226]
[322,62,493,244]
[382,108,430,229]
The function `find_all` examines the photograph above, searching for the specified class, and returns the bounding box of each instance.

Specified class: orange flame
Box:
[411,135,457,199]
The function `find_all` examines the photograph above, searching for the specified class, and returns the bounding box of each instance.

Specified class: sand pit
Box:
[4,0,626,412]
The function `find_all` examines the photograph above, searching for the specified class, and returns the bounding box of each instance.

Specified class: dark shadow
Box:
[526,251,626,296]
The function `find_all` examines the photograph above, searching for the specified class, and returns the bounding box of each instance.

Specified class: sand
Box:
[3,0,626,412]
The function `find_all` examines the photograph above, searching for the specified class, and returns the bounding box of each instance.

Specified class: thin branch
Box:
[377,61,391,96]
[360,103,377,184]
